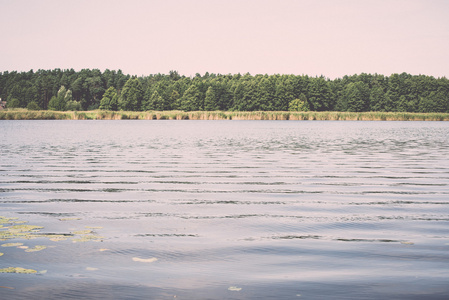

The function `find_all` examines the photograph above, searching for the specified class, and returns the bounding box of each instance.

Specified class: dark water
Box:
[1,120,448,299]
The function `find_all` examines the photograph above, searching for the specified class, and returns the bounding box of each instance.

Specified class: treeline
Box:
[1,69,448,113]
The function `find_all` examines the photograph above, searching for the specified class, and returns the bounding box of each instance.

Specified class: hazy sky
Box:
[1,0,448,78]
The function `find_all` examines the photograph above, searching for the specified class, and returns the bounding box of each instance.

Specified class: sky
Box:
[1,0,448,79]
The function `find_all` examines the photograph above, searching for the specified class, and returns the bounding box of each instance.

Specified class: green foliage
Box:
[7,98,20,108]
[370,86,391,112]
[47,86,69,110]
[66,100,82,111]
[0,69,448,113]
[289,94,309,111]
[99,87,119,111]
[342,82,370,112]
[308,77,334,111]
[119,77,143,111]
[26,101,40,110]
[181,84,203,111]
[204,86,218,111]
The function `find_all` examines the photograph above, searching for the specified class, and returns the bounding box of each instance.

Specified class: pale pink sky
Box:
[1,0,448,79]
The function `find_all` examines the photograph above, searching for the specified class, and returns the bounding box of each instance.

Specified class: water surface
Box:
[1,120,449,299]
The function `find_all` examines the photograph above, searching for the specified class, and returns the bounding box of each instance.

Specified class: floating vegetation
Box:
[72,235,104,243]
[25,245,47,252]
[132,257,158,263]
[0,216,106,277]
[0,267,37,274]
[228,286,242,291]
[59,217,81,221]
[49,235,69,242]
[9,225,43,233]
[2,243,24,247]
[0,216,18,224]
[0,215,104,244]
[72,230,93,235]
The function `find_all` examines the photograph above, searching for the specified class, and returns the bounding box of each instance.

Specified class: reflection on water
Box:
[1,120,449,299]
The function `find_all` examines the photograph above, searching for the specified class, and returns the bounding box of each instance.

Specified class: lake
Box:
[1,120,448,299]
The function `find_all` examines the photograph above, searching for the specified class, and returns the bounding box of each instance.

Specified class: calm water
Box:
[1,120,449,299]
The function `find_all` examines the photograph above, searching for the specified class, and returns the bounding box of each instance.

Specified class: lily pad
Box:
[0,267,37,274]
[73,230,93,235]
[59,218,81,221]
[9,225,43,232]
[132,257,158,263]
[25,245,47,252]
[49,236,68,242]
[72,235,103,243]
[2,243,24,247]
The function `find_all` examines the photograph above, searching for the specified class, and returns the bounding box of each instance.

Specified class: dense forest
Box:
[0,69,448,113]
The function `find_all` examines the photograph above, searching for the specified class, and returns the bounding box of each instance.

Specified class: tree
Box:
[308,77,334,111]
[7,98,20,108]
[289,93,309,111]
[26,101,40,110]
[66,100,82,111]
[370,86,391,111]
[47,96,59,111]
[274,79,294,111]
[146,90,162,110]
[169,90,181,110]
[99,87,119,111]
[204,86,218,111]
[48,86,68,111]
[258,77,275,111]
[180,84,203,111]
[119,77,143,111]
[419,91,448,112]
[343,81,370,112]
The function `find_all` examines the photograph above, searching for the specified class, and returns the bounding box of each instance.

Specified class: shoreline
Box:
[1,109,449,121]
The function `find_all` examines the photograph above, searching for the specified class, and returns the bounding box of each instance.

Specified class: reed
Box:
[1,109,449,121]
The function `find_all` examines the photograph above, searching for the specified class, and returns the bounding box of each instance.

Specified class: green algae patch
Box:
[0,267,38,274]
[72,235,104,243]
[59,217,81,221]
[49,236,68,242]
[72,230,93,235]
[1,215,106,249]
[9,225,43,233]
[2,243,24,247]
[0,217,18,224]
[25,245,47,252]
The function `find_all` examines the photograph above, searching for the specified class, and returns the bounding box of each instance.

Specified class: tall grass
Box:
[1,109,449,121]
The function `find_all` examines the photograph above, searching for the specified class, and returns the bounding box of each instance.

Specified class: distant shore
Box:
[1,109,449,121]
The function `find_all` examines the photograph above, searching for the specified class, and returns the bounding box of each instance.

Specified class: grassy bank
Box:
[1,109,449,121]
